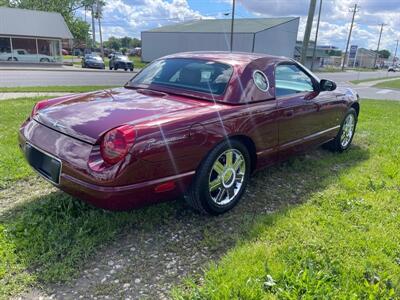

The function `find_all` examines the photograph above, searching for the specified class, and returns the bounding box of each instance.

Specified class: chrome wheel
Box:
[208,149,246,206]
[340,114,355,148]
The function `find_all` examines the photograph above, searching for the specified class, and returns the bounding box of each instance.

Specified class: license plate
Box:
[25,143,61,184]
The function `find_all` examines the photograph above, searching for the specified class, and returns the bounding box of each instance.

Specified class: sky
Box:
[80,0,400,53]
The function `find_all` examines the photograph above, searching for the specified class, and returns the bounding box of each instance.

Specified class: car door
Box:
[275,62,321,158]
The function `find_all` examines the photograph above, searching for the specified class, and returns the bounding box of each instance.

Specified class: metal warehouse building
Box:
[0,7,73,64]
[141,17,300,62]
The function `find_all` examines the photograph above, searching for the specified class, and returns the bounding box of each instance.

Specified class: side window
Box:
[275,64,315,97]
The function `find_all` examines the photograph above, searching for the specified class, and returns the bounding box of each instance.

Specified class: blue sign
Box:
[349,45,358,59]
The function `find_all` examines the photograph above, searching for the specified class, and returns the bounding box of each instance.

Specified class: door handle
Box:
[284,109,294,117]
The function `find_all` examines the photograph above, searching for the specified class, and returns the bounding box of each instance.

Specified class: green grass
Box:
[1,98,400,298]
[350,76,400,84]
[316,67,343,73]
[173,100,400,299]
[0,98,41,188]
[374,79,400,90]
[0,86,118,93]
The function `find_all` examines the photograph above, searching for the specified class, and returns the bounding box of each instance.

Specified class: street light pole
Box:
[301,0,317,65]
[311,0,322,71]
[230,0,236,52]
[342,3,358,71]
[97,0,104,58]
[91,4,96,49]
[373,23,386,68]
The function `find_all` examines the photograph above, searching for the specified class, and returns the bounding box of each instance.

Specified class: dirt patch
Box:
[2,150,348,299]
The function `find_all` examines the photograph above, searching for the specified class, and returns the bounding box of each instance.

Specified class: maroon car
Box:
[19,52,359,215]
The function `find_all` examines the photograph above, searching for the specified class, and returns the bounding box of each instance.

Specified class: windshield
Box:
[87,55,102,61]
[116,55,129,61]
[129,58,233,96]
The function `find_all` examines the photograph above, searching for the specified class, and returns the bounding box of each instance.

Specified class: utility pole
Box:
[342,3,359,71]
[393,39,399,66]
[230,0,236,52]
[91,4,96,49]
[97,0,104,57]
[373,23,386,68]
[301,0,317,65]
[311,0,322,71]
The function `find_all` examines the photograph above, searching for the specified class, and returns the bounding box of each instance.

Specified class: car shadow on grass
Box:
[0,145,370,298]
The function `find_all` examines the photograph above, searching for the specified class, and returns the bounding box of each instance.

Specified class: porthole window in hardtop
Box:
[253,70,269,92]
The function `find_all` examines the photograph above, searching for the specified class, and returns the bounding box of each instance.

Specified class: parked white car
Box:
[0,49,55,62]
[388,66,400,72]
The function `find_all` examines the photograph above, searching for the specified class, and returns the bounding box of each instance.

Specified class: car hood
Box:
[33,88,212,144]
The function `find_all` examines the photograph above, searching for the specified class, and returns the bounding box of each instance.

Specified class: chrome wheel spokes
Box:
[340,114,355,148]
[208,149,246,206]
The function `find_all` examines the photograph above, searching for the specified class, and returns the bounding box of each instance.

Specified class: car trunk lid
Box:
[33,88,212,144]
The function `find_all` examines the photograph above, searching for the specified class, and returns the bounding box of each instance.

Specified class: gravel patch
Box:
[2,150,333,299]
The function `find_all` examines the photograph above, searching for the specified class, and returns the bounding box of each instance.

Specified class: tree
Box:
[130,38,141,48]
[377,49,391,59]
[104,36,122,50]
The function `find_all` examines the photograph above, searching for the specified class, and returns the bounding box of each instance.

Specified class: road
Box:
[1,69,399,100]
[0,69,134,87]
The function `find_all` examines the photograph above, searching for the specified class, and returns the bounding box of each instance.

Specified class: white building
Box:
[141,17,300,62]
[0,7,73,64]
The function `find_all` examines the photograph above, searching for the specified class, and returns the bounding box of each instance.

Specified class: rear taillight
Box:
[31,99,50,117]
[100,125,136,165]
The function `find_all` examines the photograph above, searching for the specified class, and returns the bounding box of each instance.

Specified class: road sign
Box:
[349,45,358,59]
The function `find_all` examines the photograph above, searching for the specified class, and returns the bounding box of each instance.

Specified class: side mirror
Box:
[320,79,337,92]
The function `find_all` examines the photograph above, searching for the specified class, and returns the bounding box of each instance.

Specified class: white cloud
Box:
[89,0,399,52]
[235,0,400,50]
[98,0,205,39]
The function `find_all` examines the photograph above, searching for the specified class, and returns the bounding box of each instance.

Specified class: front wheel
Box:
[185,140,250,215]
[325,108,357,152]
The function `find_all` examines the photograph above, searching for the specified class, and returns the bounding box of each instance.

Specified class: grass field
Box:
[0,86,119,93]
[173,100,400,299]
[1,98,400,298]
[0,98,41,188]
[350,76,400,84]
[374,79,400,90]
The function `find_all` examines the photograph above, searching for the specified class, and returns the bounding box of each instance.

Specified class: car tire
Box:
[185,139,251,215]
[324,108,357,152]
[7,57,17,61]
[130,68,134,72]
[109,65,113,70]
[40,58,50,63]
[124,68,128,71]
[115,65,119,70]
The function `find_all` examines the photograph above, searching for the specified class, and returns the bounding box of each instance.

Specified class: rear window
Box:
[129,58,233,95]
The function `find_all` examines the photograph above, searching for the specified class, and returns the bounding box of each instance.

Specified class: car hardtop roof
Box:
[161,51,289,67]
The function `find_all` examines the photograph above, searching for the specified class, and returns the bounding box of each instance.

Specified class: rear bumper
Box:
[58,171,194,210]
[19,119,195,211]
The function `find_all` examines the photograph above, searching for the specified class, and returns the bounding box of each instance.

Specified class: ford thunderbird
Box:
[19,52,360,214]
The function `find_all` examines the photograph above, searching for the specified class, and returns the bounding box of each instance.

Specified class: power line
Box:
[373,23,386,68]
[311,0,322,71]
[393,39,399,66]
[301,0,317,65]
[342,3,359,71]
[230,0,236,52]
